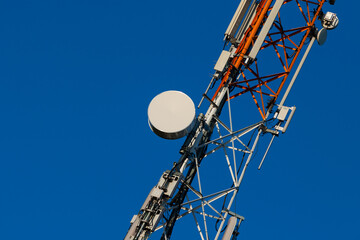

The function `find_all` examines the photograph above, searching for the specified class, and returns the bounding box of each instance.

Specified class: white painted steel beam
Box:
[278,37,316,108]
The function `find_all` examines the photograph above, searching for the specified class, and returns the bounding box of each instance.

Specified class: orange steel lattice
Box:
[213,0,326,119]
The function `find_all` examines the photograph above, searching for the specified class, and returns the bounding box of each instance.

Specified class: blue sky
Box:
[0,1,358,240]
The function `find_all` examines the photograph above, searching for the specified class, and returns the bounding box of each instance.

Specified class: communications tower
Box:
[124,1,338,239]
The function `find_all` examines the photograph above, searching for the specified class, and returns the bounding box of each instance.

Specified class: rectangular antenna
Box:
[221,217,237,240]
[224,0,252,41]
[248,0,285,59]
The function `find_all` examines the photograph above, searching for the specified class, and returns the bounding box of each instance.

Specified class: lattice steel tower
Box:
[124,1,338,239]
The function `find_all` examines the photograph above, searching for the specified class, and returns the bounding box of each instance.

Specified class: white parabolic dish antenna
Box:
[148,91,196,140]
[317,28,327,46]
